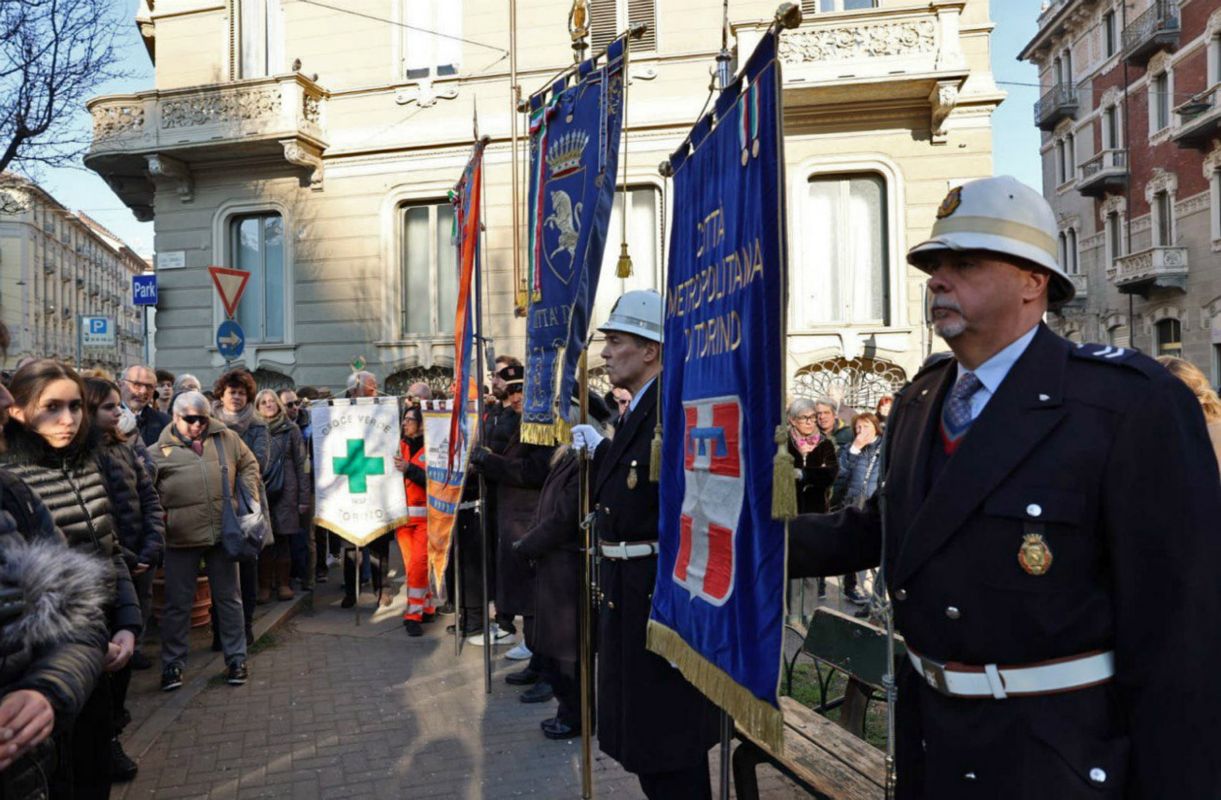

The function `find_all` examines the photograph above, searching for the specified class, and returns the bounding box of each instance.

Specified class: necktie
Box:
[940,372,982,455]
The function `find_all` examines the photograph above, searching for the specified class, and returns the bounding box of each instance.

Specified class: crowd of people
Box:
[0,176,1220,799]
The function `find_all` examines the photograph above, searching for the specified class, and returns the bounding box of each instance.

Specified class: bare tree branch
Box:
[0,0,130,175]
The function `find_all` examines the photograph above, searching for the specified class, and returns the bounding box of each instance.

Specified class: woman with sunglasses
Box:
[0,360,143,798]
[151,391,262,693]
[253,389,309,603]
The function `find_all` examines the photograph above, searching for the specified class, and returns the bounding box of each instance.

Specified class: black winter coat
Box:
[476,409,553,616]
[591,380,719,775]
[265,419,309,537]
[0,469,109,800]
[134,404,169,448]
[516,452,580,662]
[0,424,143,636]
[96,437,165,570]
[789,325,1221,799]
[788,435,837,514]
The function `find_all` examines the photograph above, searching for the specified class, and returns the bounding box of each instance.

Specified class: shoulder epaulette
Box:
[1070,343,1162,378]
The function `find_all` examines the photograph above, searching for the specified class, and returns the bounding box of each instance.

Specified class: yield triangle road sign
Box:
[208,266,251,318]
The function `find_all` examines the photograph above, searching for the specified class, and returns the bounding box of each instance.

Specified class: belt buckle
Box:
[922,658,950,694]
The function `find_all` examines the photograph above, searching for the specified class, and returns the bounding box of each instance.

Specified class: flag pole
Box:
[452,405,463,656]
[475,123,493,696]
[577,347,595,800]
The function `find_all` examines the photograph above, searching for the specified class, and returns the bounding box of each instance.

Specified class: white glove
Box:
[570,424,605,454]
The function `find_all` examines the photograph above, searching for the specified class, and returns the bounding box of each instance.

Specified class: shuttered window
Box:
[590,0,656,54]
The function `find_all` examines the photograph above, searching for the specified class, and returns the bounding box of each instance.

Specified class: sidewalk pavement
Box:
[115,562,813,799]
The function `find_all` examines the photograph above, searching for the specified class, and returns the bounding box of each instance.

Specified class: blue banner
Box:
[646,30,787,750]
[521,40,626,445]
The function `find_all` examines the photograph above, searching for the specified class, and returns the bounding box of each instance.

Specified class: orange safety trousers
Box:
[395,516,434,621]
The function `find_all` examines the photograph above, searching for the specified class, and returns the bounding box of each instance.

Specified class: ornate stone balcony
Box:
[1034,83,1078,131]
[734,1,971,140]
[85,73,328,220]
[1122,0,1180,66]
[1108,246,1188,294]
[1077,148,1127,198]
[1173,87,1221,151]
[1067,273,1088,301]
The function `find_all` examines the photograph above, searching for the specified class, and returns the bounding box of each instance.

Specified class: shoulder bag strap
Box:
[215,434,232,504]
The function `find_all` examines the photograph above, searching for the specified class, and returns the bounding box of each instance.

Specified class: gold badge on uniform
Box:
[1018,533,1053,576]
[936,186,963,219]
[627,459,638,490]
[161,446,172,457]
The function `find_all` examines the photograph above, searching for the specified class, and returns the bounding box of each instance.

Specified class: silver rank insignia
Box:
[1018,533,1053,576]
[627,459,638,490]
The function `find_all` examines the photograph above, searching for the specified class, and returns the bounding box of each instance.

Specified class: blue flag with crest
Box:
[521,39,626,445]
[645,30,788,753]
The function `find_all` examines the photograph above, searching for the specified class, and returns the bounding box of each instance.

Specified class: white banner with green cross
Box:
[311,397,409,546]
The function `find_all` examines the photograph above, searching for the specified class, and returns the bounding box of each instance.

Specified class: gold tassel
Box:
[553,415,572,445]
[520,421,557,446]
[648,423,663,483]
[771,424,797,520]
[615,241,633,278]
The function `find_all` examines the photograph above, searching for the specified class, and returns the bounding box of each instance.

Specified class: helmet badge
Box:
[936,186,963,219]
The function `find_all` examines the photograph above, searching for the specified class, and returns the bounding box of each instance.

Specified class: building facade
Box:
[1022,0,1221,386]
[87,0,1002,405]
[0,177,147,371]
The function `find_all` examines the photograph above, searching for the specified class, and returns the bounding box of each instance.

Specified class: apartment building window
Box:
[1150,70,1171,133]
[1103,10,1116,59]
[1055,140,1067,184]
[402,1,462,80]
[795,173,889,327]
[401,201,457,337]
[1209,33,1221,87]
[1066,133,1076,178]
[590,0,657,54]
[238,0,284,78]
[1211,168,1221,242]
[230,212,285,343]
[594,186,662,334]
[1155,318,1182,357]
[1052,56,1063,86]
[1105,211,1123,263]
[1059,229,1079,275]
[1153,190,1174,246]
[1102,105,1121,149]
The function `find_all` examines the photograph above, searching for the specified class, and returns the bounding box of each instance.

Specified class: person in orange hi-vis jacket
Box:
[392,405,434,636]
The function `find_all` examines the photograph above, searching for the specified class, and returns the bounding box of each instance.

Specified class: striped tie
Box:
[940,372,982,455]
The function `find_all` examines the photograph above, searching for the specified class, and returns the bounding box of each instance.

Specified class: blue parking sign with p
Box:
[90,318,107,334]
[133,275,158,306]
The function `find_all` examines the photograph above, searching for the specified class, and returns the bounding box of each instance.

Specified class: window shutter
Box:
[590,0,618,52]
[627,0,656,52]
[801,0,817,17]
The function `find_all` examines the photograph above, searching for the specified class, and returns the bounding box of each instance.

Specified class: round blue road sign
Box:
[216,319,245,360]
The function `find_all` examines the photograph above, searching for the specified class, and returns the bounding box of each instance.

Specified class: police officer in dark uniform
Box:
[573,290,719,800]
[788,176,1221,798]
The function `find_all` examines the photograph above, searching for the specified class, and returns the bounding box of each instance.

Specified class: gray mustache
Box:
[930,299,963,314]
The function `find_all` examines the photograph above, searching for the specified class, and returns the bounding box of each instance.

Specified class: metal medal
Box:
[1018,533,1053,576]
[627,459,638,490]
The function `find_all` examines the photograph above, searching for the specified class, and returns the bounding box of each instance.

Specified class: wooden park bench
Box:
[733,606,906,800]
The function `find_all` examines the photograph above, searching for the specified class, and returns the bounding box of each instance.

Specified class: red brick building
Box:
[1021,0,1221,385]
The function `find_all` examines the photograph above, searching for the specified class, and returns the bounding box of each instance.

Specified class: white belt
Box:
[599,541,659,560]
[407,507,427,518]
[908,648,1115,700]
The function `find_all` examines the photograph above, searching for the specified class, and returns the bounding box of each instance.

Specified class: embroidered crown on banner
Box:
[546,131,589,178]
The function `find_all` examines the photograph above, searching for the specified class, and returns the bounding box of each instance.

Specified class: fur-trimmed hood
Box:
[0,536,110,652]
[1,420,101,471]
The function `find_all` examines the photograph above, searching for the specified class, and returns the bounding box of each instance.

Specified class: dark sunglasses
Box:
[284,401,301,408]
[181,415,208,426]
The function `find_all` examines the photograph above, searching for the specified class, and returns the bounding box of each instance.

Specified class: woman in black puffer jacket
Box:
[0,361,142,800]
[84,377,166,783]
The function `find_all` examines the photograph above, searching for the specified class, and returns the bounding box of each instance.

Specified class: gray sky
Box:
[37,0,1043,261]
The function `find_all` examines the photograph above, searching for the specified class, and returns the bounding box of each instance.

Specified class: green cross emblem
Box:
[333,439,384,494]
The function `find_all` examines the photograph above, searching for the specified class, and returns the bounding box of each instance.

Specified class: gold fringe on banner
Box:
[520,421,558,446]
[646,620,785,755]
[771,425,797,520]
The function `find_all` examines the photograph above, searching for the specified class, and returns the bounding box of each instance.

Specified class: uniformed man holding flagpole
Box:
[789,175,1221,798]
[573,289,719,800]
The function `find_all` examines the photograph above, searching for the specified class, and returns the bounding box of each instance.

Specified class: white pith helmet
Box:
[598,289,663,344]
[907,175,1075,306]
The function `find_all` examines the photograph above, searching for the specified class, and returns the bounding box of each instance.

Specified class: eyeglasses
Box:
[181,415,208,426]
[284,401,301,408]
[793,414,817,423]
[124,379,155,391]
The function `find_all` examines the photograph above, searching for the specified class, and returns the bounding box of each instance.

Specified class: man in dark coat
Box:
[572,290,719,800]
[120,365,170,447]
[788,176,1221,799]
[469,364,554,699]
